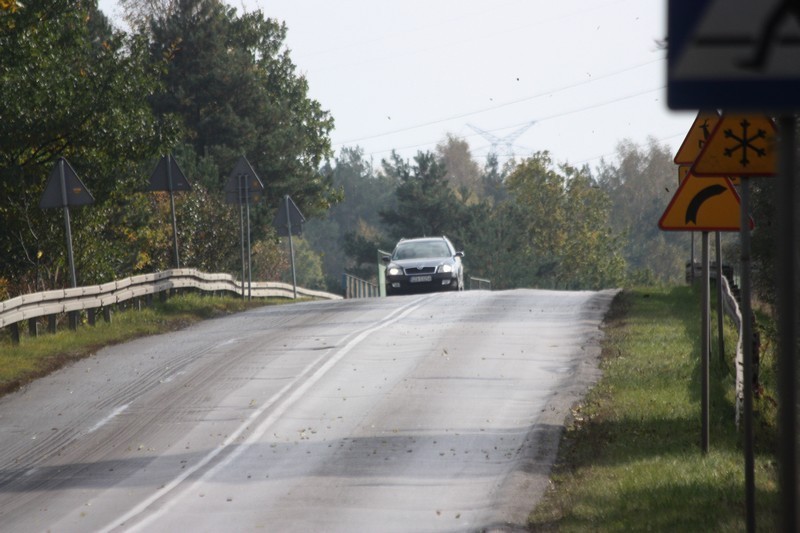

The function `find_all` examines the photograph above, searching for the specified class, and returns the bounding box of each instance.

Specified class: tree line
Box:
[0,0,338,299]
[305,136,693,293]
[4,0,750,301]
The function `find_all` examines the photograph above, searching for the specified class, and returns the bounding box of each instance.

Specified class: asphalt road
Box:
[0,288,615,532]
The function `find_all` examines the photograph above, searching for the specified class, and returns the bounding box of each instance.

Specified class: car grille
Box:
[403,266,436,275]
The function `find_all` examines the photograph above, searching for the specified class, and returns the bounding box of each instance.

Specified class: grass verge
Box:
[529,286,779,531]
[0,293,285,397]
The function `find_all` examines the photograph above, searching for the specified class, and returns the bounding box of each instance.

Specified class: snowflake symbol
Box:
[722,119,767,168]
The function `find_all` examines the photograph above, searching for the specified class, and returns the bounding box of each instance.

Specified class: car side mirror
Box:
[381,256,391,263]
[455,251,465,258]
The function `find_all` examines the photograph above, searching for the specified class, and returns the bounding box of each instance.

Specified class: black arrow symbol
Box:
[685,184,726,224]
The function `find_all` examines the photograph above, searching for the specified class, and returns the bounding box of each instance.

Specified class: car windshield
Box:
[393,241,451,260]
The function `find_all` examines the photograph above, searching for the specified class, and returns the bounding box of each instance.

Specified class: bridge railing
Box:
[343,273,380,299]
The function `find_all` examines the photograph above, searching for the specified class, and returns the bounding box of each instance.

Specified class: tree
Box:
[139,0,338,218]
[481,153,510,204]
[379,151,465,241]
[503,152,625,289]
[750,177,778,304]
[303,147,394,289]
[505,152,568,287]
[558,165,626,289]
[596,138,688,284]
[436,134,482,202]
[0,0,174,293]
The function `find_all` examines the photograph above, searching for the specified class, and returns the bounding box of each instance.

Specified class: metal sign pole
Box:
[739,176,756,533]
[776,115,798,533]
[286,196,297,299]
[716,232,725,364]
[238,175,246,300]
[59,160,78,289]
[701,231,710,454]
[245,180,252,301]
[167,154,180,269]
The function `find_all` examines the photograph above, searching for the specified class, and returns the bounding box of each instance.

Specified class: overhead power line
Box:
[334,56,664,148]
[355,85,665,159]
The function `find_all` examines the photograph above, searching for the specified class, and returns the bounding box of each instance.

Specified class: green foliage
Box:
[480,153,510,204]
[342,230,391,282]
[503,152,626,289]
[0,0,174,291]
[0,1,688,297]
[324,145,627,291]
[249,234,289,283]
[436,134,482,202]
[456,199,525,289]
[144,0,338,217]
[596,138,687,285]
[379,151,465,240]
[1,0,335,296]
[749,178,777,305]
[280,237,325,290]
[304,147,394,289]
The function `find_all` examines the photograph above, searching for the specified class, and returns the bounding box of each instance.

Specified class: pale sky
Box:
[99,0,695,170]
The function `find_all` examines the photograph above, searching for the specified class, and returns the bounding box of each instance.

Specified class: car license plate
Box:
[409,275,432,283]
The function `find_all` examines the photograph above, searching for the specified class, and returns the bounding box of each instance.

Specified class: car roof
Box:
[396,236,450,244]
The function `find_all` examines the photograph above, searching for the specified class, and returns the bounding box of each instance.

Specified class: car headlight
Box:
[439,264,453,274]
[387,265,402,276]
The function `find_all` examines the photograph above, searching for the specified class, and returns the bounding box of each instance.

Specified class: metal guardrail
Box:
[0,268,341,343]
[468,276,491,290]
[719,273,755,428]
[343,273,380,299]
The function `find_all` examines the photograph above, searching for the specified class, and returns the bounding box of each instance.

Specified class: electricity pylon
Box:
[467,121,536,159]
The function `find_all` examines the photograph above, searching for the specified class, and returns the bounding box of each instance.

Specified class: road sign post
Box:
[776,115,799,533]
[689,112,778,533]
[716,232,725,364]
[285,195,297,299]
[225,157,264,300]
[701,231,710,454]
[659,171,747,457]
[60,163,77,290]
[739,176,756,533]
[40,158,94,331]
[149,154,192,269]
[273,195,305,299]
[39,158,95,289]
[670,3,798,527]
[661,115,760,462]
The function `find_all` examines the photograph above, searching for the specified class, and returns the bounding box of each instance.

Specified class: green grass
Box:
[0,293,286,395]
[529,286,780,532]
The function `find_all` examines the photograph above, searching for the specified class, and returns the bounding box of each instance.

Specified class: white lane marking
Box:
[87,405,129,435]
[99,296,429,533]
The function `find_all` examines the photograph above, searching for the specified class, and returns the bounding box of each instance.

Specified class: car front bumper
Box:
[385,272,458,294]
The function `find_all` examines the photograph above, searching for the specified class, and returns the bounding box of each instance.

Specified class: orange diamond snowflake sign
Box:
[691,113,777,177]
